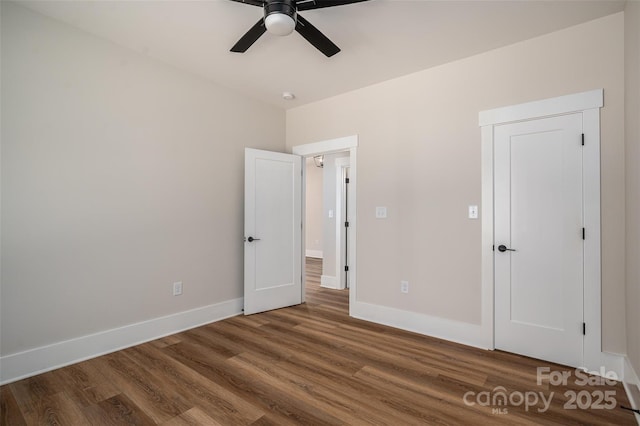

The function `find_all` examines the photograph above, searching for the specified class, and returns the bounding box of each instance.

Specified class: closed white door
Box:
[244,148,302,315]
[494,113,584,367]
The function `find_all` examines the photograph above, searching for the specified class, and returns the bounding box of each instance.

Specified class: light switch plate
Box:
[468,205,478,219]
[375,206,387,219]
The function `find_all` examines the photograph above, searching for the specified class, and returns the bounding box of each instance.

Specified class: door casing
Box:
[335,157,350,290]
[292,135,358,314]
[479,89,609,372]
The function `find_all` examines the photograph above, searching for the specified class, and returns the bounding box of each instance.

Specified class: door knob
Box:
[247,236,260,242]
[498,244,516,252]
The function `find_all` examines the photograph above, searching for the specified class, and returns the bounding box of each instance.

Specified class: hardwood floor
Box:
[1,257,636,425]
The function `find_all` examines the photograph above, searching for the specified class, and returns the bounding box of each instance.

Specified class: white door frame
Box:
[479,89,610,372]
[335,157,350,290]
[292,135,358,313]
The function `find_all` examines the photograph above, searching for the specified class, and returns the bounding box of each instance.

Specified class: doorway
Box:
[292,135,358,313]
[244,136,357,317]
[479,89,603,371]
[304,152,350,299]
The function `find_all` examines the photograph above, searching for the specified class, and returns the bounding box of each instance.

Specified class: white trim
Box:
[582,107,603,373]
[292,135,357,157]
[624,357,640,390]
[479,89,603,126]
[335,157,351,291]
[351,301,490,350]
[292,135,358,315]
[480,90,604,373]
[623,357,640,424]
[348,146,357,314]
[301,159,307,304]
[320,275,339,289]
[480,124,495,350]
[0,298,243,385]
[305,249,323,258]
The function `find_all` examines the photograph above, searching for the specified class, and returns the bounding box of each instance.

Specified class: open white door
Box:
[244,148,302,315]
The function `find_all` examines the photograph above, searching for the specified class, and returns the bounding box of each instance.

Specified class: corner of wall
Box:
[625,0,640,384]
[623,356,640,423]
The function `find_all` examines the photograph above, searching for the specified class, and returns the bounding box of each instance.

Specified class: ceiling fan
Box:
[228,0,369,57]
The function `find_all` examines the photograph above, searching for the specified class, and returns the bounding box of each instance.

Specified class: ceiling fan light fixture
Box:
[230,0,361,57]
[265,13,296,36]
[264,0,297,36]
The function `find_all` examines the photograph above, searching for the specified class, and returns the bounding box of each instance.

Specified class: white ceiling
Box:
[17,0,625,109]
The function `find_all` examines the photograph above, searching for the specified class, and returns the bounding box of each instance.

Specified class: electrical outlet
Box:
[400,280,409,294]
[173,281,183,296]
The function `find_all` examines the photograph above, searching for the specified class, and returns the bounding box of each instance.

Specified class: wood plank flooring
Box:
[1,257,636,425]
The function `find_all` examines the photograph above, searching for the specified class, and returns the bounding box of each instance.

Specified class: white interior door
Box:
[494,113,584,367]
[244,148,302,315]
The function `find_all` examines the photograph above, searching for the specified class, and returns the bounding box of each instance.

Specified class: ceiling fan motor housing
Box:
[264,0,297,36]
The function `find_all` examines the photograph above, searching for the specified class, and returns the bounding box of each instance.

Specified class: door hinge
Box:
[583,322,586,335]
[581,133,585,146]
[345,221,349,228]
[345,178,350,184]
[582,228,586,240]
[345,266,349,272]
[492,245,495,251]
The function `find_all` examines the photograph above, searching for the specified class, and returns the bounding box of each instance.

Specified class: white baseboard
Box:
[625,356,640,386]
[591,351,625,380]
[320,275,338,289]
[351,300,631,382]
[351,300,492,350]
[305,250,323,258]
[623,356,640,424]
[0,298,243,385]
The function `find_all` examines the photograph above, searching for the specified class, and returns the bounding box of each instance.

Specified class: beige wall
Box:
[625,1,640,375]
[305,157,323,256]
[287,13,626,353]
[0,3,285,356]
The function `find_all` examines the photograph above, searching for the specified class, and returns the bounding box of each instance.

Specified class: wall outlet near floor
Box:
[400,280,409,294]
[173,281,183,296]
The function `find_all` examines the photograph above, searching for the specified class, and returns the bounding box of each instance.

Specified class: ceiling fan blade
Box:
[228,0,264,7]
[295,15,340,57]
[230,18,267,53]
[296,0,369,11]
